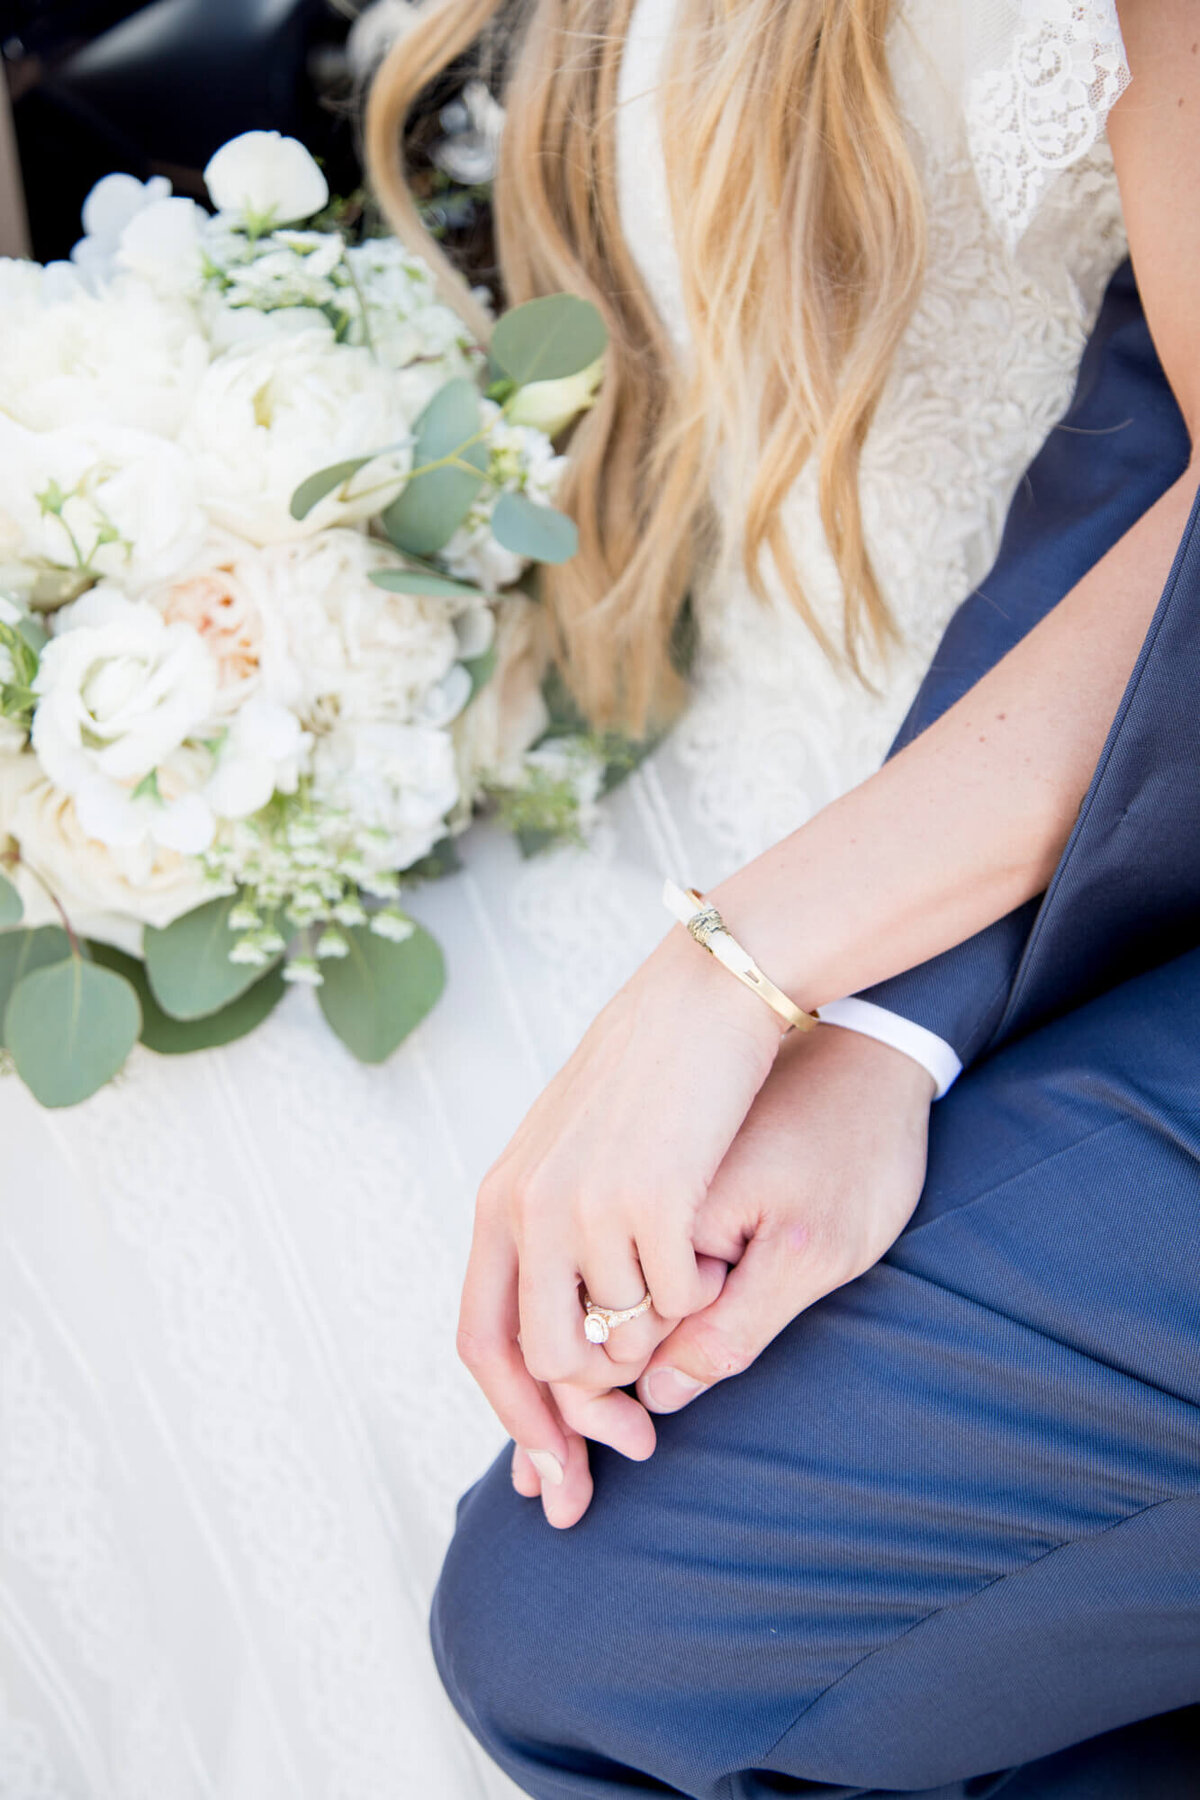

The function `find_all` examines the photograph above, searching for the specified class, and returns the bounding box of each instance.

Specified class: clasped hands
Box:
[458,927,934,1528]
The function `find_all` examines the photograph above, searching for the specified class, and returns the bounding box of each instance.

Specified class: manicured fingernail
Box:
[645,1369,708,1413]
[527,1450,564,1487]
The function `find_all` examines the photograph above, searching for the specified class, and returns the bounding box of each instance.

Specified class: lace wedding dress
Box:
[0,4,1132,1795]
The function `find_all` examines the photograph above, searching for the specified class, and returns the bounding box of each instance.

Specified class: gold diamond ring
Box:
[582,1289,653,1345]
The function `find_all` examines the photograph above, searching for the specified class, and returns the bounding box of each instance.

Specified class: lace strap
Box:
[963,0,1131,249]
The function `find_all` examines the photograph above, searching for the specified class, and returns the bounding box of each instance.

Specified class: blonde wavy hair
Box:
[366,0,925,730]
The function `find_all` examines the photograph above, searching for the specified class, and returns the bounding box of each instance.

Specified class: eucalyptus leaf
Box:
[5,955,141,1107]
[0,925,71,1040]
[16,615,48,656]
[89,941,287,1054]
[490,295,608,386]
[317,921,445,1064]
[405,838,463,881]
[491,491,578,565]
[144,892,282,1021]
[462,647,497,699]
[370,569,486,601]
[289,455,374,521]
[382,379,488,558]
[0,871,22,928]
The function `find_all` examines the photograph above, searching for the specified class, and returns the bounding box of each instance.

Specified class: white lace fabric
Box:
[1,2,1132,1794]
[964,0,1130,247]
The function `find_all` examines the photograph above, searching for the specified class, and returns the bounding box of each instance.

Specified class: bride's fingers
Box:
[458,1219,570,1475]
[511,1444,542,1498]
[517,1239,595,1384]
[580,1239,665,1371]
[551,1379,657,1462]
[540,1425,594,1530]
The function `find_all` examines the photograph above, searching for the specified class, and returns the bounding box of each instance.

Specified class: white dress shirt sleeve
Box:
[815,997,963,1100]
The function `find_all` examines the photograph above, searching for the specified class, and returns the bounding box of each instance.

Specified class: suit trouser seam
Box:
[752,1491,1196,1776]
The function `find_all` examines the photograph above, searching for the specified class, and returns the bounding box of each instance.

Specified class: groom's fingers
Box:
[636,1233,820,1413]
[458,1217,570,1472]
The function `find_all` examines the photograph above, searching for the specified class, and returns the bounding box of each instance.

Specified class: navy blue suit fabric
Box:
[433,957,1200,1798]
[861,259,1192,1063]
[430,260,1200,1797]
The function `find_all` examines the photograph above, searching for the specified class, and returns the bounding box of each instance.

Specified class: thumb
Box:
[636,1231,811,1414]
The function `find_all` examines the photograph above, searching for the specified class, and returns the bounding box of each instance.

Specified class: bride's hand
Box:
[457,926,785,1492]
[503,1022,935,1526]
[504,1023,934,1525]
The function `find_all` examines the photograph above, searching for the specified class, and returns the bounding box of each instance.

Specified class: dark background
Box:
[0,0,496,276]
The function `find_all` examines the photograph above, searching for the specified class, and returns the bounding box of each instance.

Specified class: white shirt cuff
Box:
[815,997,963,1100]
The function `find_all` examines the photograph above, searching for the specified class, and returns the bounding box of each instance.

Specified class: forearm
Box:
[708,465,1199,1014]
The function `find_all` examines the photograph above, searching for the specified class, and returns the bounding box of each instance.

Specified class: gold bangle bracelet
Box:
[662,880,818,1034]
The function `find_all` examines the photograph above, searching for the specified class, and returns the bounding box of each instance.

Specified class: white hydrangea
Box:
[311,719,461,873]
[342,237,478,382]
[440,403,567,591]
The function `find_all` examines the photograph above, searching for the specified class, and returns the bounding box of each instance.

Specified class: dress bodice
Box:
[612,0,1130,870]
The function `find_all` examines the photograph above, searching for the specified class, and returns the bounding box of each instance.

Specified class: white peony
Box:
[180,329,415,544]
[0,277,209,438]
[0,418,207,596]
[245,530,464,728]
[32,587,219,845]
[204,132,329,227]
[311,720,460,871]
[155,544,267,711]
[0,753,212,953]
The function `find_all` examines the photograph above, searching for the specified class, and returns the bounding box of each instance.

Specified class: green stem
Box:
[338,247,377,360]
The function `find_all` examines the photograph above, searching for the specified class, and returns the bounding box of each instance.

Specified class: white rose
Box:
[311,720,460,871]
[204,132,329,227]
[508,355,604,438]
[0,753,212,953]
[32,588,219,835]
[115,197,206,298]
[180,330,415,544]
[0,278,209,438]
[69,172,173,289]
[0,418,207,595]
[245,530,463,727]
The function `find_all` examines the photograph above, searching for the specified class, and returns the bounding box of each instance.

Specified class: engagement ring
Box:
[581,1289,653,1344]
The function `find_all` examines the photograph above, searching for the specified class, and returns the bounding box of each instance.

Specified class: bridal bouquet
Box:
[0,132,606,1107]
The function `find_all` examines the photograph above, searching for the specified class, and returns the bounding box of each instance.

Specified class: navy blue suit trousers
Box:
[431,263,1200,1797]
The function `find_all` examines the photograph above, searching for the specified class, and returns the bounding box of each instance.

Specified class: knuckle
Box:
[689,1321,754,1381]
[523,1353,575,1385]
[455,1325,492,1373]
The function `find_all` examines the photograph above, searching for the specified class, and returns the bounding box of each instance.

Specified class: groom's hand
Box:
[634,1024,934,1417]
